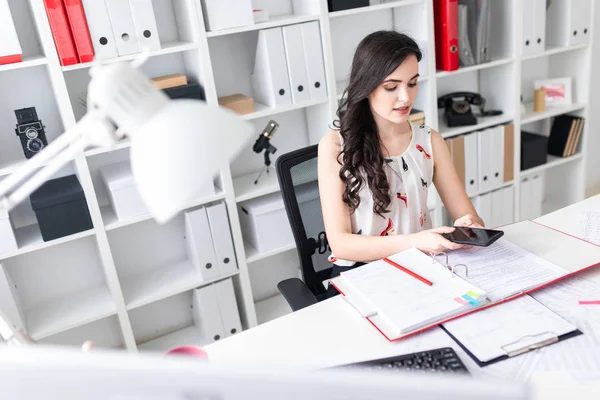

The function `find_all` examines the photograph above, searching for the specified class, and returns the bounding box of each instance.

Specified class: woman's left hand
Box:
[454,214,485,228]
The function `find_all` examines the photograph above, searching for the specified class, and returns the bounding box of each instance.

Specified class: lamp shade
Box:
[129,99,253,223]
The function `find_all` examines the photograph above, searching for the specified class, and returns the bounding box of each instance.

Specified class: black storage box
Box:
[520,131,548,171]
[328,0,369,12]
[163,82,206,101]
[30,174,93,242]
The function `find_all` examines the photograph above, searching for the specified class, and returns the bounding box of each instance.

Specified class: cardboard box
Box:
[152,74,188,89]
[218,94,255,115]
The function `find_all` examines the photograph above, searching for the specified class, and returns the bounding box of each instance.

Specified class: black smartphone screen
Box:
[442,227,504,247]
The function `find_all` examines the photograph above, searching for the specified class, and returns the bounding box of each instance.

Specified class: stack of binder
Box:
[433,0,492,71]
[445,124,513,197]
[251,22,328,108]
[43,0,162,66]
[0,0,22,66]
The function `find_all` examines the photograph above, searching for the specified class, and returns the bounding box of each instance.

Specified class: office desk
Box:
[205,195,600,384]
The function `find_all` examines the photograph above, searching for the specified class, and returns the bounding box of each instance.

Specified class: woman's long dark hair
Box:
[335,31,422,218]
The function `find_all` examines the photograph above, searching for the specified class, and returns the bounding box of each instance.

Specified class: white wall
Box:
[586,7,600,197]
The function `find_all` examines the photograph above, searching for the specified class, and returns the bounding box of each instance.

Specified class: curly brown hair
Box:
[334,31,422,218]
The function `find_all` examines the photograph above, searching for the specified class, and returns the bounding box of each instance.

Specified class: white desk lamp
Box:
[0,56,253,223]
[0,57,253,344]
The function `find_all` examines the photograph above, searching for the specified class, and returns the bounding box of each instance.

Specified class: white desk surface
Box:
[205,195,600,396]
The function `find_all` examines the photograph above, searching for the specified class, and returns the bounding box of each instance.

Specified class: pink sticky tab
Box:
[578,300,600,305]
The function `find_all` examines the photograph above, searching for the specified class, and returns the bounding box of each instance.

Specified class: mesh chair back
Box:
[276,145,332,298]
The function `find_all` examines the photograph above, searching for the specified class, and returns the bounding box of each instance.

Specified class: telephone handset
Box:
[437,91,503,127]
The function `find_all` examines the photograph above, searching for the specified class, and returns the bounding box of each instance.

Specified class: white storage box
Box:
[239,181,320,253]
[0,208,17,255]
[99,161,149,220]
[201,0,253,32]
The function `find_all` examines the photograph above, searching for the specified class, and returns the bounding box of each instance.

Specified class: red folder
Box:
[433,0,459,71]
[330,219,600,342]
[63,0,95,63]
[43,0,78,66]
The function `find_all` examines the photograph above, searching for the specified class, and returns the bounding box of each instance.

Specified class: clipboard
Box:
[442,326,583,367]
[439,294,584,367]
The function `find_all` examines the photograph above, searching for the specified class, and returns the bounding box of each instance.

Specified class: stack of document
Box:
[335,247,489,338]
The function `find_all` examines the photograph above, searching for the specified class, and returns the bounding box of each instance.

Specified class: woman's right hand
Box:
[407,226,464,254]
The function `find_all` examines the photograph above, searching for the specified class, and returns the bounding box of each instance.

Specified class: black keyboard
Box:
[336,347,470,374]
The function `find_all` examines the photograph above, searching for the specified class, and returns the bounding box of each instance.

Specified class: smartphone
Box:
[442,226,504,247]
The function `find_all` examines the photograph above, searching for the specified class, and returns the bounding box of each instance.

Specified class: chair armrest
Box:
[277,278,318,312]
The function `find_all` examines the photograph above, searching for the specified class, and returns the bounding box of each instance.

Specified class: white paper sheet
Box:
[515,275,600,382]
[447,239,569,301]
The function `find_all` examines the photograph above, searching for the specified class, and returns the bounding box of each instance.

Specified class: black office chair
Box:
[275,144,334,312]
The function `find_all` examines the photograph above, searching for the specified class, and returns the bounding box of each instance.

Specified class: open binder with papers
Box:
[329,219,600,343]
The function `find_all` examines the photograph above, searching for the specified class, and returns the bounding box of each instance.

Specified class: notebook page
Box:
[447,239,568,302]
[443,295,578,363]
[340,248,487,335]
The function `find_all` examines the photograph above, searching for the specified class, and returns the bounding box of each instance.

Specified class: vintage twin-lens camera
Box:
[14,107,48,159]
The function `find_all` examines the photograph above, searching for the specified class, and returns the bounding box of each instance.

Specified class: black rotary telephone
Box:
[437,91,503,127]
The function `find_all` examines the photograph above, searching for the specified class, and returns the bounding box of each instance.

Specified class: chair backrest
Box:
[276,145,332,298]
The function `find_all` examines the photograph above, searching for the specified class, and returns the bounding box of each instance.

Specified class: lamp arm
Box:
[0,112,116,213]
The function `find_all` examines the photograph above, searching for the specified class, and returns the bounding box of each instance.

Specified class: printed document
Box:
[447,239,568,302]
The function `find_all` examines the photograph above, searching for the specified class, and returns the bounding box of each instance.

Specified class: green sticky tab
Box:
[466,291,481,299]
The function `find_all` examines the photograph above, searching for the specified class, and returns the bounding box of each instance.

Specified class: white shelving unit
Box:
[0,0,593,351]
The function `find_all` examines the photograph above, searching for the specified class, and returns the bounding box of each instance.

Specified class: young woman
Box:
[318,30,484,279]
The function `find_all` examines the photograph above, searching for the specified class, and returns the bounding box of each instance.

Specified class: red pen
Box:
[383,257,433,286]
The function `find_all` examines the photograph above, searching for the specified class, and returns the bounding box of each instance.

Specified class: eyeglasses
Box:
[430,251,469,278]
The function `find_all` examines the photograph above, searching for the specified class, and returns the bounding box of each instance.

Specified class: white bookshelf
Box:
[0,0,594,351]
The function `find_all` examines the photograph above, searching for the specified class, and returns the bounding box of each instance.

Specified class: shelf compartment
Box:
[64,49,205,123]
[230,106,321,190]
[130,290,215,352]
[137,325,210,352]
[520,102,586,125]
[436,57,514,79]
[61,42,199,72]
[0,224,95,261]
[521,153,583,177]
[0,65,67,170]
[84,139,132,157]
[38,315,125,349]
[1,235,115,340]
[206,14,320,37]
[329,0,424,18]
[233,169,280,203]
[245,242,296,264]
[330,1,428,86]
[0,56,47,73]
[28,285,115,341]
[521,43,589,62]
[439,114,514,139]
[241,98,329,121]
[101,190,226,231]
[248,250,303,304]
[123,259,239,311]
[255,293,292,325]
